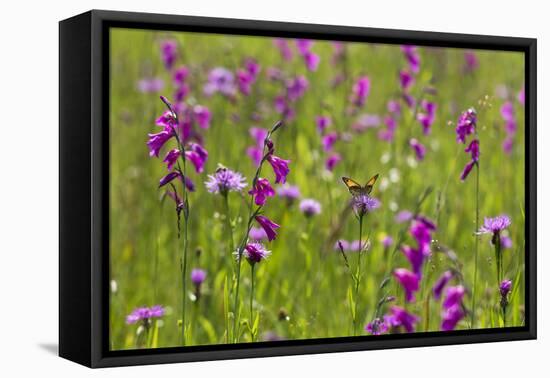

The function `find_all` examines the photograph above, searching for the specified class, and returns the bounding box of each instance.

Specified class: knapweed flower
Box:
[500,279,512,298]
[299,198,322,217]
[238,242,272,265]
[350,76,370,107]
[416,100,437,135]
[387,99,402,115]
[352,114,381,133]
[191,268,207,287]
[351,195,380,218]
[325,153,342,171]
[249,178,276,206]
[126,305,165,325]
[205,167,247,194]
[501,235,513,249]
[393,268,420,302]
[478,215,511,244]
[334,239,350,252]
[249,226,268,241]
[456,108,477,144]
[401,45,420,74]
[365,318,388,335]
[316,115,332,133]
[322,132,338,152]
[432,270,454,300]
[395,210,413,223]
[185,143,208,173]
[203,67,236,97]
[276,184,300,205]
[255,215,280,242]
[267,155,291,184]
[385,306,419,333]
[160,40,177,69]
[382,235,394,250]
[138,78,164,93]
[409,138,426,161]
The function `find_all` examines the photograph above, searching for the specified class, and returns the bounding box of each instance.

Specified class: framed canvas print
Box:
[59,10,537,368]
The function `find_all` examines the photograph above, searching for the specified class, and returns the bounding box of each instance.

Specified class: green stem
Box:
[353,214,364,336]
[223,193,235,255]
[470,163,480,329]
[250,264,255,341]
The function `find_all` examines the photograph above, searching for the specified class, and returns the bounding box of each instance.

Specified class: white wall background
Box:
[0,0,546,376]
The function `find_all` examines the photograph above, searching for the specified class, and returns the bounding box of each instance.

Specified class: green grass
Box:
[109,28,525,350]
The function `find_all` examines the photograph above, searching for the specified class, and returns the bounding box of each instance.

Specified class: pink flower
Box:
[248,178,276,206]
[409,138,426,161]
[393,268,420,302]
[267,155,291,184]
[255,215,280,242]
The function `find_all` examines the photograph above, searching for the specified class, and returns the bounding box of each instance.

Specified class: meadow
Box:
[109,28,525,350]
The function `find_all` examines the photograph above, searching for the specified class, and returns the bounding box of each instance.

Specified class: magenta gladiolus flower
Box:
[160,40,177,69]
[155,110,177,129]
[255,215,280,242]
[191,268,207,286]
[443,285,466,309]
[316,115,332,133]
[174,83,190,102]
[147,130,173,157]
[322,132,338,151]
[163,148,181,170]
[126,305,165,325]
[249,226,268,241]
[518,85,525,105]
[325,153,342,171]
[399,70,415,91]
[159,171,181,188]
[296,39,313,54]
[433,271,454,300]
[204,67,236,97]
[138,78,164,93]
[456,108,477,143]
[416,100,437,135]
[351,76,370,107]
[247,146,264,167]
[299,198,322,217]
[193,105,211,129]
[441,304,464,331]
[267,155,290,184]
[365,318,388,335]
[249,178,276,206]
[205,167,247,194]
[273,38,293,61]
[460,139,480,181]
[184,143,208,173]
[409,138,426,161]
[386,306,419,333]
[173,66,189,84]
[463,51,479,73]
[250,127,269,146]
[286,76,309,101]
[401,45,421,74]
[303,51,320,71]
[394,268,420,302]
[387,99,402,115]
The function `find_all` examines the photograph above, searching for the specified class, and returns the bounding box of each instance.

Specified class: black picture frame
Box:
[59,9,537,368]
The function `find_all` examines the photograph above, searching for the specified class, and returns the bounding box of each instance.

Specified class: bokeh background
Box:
[109,27,525,350]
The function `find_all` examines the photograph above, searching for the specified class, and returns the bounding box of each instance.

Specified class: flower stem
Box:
[353,214,364,336]
[250,264,256,341]
[223,193,235,259]
[470,163,480,328]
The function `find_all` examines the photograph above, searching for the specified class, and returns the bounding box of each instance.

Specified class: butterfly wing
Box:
[364,174,379,195]
[342,177,363,196]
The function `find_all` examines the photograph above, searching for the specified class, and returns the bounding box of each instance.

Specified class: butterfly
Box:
[341,174,379,197]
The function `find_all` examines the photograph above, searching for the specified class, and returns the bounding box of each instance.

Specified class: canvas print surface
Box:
[109,27,525,350]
